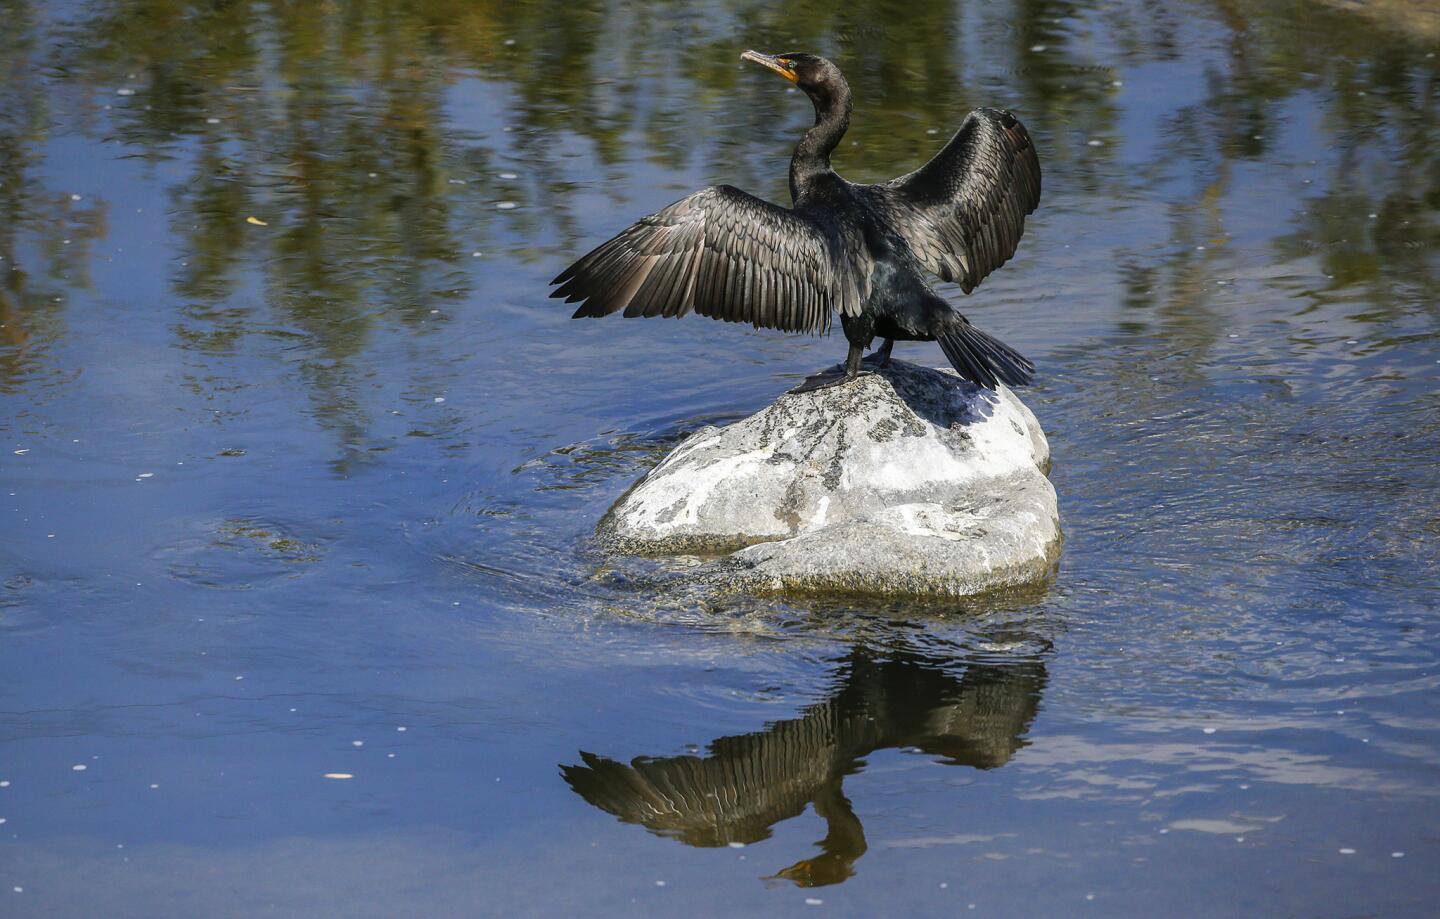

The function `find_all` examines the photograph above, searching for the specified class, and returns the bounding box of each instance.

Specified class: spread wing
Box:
[551,185,866,334]
[869,107,1041,293]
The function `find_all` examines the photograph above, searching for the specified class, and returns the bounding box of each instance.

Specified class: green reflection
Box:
[562,642,1048,887]
[0,0,1434,434]
[0,0,106,392]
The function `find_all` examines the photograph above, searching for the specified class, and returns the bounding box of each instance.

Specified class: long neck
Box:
[789,80,852,201]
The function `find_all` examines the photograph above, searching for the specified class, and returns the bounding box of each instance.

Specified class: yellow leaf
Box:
[246,216,268,226]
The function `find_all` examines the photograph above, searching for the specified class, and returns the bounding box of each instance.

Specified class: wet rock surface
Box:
[599,360,1061,598]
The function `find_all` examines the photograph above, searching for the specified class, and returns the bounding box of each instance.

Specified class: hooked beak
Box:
[741,50,797,83]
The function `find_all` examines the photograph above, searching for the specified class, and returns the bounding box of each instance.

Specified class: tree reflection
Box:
[562,640,1049,887]
[0,0,1434,446]
[0,0,107,392]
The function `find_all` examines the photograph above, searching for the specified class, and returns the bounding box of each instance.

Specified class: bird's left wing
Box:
[867,107,1040,294]
[552,185,866,334]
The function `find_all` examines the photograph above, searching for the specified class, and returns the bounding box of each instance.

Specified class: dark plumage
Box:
[551,50,1042,391]
[560,649,1048,885]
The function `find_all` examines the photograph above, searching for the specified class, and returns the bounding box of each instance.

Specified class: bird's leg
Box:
[861,338,894,368]
[790,343,868,393]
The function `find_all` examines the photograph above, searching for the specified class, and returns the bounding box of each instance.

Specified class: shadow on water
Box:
[562,634,1050,887]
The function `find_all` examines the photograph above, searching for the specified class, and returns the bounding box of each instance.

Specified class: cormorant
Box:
[550,50,1041,391]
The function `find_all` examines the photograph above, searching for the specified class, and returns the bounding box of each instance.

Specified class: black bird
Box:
[550,50,1041,391]
[561,647,1049,886]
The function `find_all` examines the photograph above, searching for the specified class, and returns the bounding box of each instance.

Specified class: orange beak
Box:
[741,50,797,82]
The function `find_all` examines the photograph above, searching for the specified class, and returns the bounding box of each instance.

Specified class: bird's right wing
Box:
[551,185,867,334]
[869,107,1041,294]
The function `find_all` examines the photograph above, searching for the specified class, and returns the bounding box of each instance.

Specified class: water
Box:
[2,0,1438,915]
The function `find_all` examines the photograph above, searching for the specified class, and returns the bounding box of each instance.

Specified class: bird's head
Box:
[741,50,848,108]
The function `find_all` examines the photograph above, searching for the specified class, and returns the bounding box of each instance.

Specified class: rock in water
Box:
[599,360,1061,598]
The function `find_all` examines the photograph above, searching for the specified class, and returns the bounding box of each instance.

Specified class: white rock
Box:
[599,361,1060,597]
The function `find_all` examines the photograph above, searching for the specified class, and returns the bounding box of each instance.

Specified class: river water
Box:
[2,0,1438,915]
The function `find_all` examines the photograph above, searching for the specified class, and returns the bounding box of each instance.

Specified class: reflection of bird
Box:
[551,51,1041,391]
[561,648,1047,887]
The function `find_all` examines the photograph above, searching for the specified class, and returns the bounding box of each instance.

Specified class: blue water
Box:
[2,0,1438,915]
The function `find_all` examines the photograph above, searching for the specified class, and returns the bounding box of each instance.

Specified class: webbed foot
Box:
[788,343,868,394]
[789,366,860,393]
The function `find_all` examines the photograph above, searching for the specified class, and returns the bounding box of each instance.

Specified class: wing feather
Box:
[869,107,1041,294]
[552,185,863,334]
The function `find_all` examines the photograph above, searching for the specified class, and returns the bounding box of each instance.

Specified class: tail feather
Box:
[937,330,998,390]
[937,320,1034,389]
